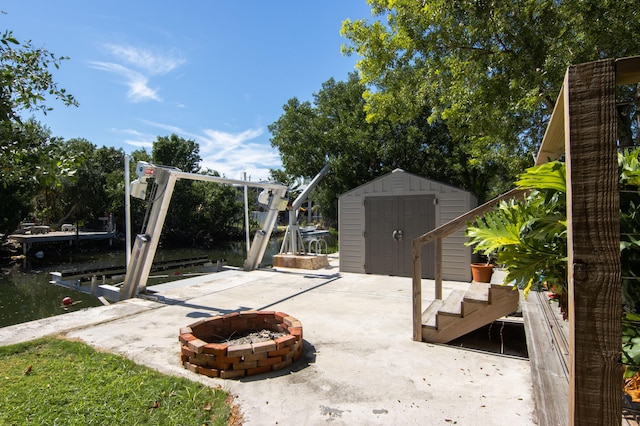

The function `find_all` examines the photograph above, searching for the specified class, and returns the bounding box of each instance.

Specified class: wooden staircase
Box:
[421,280,519,343]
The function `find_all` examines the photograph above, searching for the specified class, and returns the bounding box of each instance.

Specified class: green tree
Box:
[59,139,125,229]
[0,30,77,123]
[0,28,77,234]
[190,172,245,245]
[269,75,381,226]
[152,134,201,173]
[270,73,487,224]
[341,0,640,197]
[145,135,244,245]
[150,134,201,243]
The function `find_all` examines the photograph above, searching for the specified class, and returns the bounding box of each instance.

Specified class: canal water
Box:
[0,239,281,328]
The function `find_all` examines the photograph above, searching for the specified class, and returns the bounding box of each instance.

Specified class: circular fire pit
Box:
[179,311,303,379]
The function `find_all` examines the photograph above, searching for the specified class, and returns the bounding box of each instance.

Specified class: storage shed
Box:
[338,169,477,281]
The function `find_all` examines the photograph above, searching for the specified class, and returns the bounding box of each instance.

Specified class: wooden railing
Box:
[411,56,640,425]
[411,188,526,340]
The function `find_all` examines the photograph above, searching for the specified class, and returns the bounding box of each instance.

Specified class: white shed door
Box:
[364,195,435,277]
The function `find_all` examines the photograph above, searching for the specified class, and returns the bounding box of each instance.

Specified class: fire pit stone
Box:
[179,310,303,379]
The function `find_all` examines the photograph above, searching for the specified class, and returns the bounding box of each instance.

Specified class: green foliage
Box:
[0,30,78,123]
[270,73,504,225]
[466,149,640,377]
[59,140,126,228]
[466,161,568,296]
[0,119,82,230]
[343,0,640,138]
[153,134,201,173]
[341,0,640,198]
[0,337,230,425]
[619,148,640,378]
[0,27,77,233]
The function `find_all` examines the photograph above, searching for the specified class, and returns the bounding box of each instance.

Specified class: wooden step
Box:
[463,282,489,316]
[489,283,519,305]
[421,286,521,344]
[464,281,490,302]
[438,289,465,316]
[422,299,443,328]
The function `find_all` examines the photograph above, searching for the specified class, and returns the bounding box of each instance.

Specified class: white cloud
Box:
[113,128,155,149]
[90,43,185,103]
[89,61,161,103]
[131,120,282,180]
[102,43,185,75]
[123,138,153,149]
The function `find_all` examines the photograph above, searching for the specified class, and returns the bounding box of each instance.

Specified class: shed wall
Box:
[338,170,475,281]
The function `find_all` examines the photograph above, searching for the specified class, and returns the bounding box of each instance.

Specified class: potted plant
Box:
[470,255,494,283]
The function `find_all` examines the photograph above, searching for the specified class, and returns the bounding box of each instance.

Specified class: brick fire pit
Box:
[179,311,303,379]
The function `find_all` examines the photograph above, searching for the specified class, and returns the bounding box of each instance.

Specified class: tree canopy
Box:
[341,0,640,184]
[269,73,508,224]
[0,30,77,123]
[0,27,79,233]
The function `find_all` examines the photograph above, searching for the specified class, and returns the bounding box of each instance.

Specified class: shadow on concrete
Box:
[256,274,341,311]
[237,339,317,382]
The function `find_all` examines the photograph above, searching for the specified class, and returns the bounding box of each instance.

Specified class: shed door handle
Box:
[392,229,403,241]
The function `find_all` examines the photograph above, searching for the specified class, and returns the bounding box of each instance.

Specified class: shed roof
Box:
[339,168,471,198]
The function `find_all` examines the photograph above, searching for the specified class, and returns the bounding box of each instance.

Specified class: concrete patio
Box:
[0,254,535,425]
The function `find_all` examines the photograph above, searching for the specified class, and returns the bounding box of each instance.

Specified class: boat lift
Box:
[119,161,289,300]
[279,163,330,255]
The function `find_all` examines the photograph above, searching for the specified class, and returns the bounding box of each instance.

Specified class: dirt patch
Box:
[214,329,287,346]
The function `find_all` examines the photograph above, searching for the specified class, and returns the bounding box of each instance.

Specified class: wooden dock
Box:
[49,255,221,303]
[9,230,117,253]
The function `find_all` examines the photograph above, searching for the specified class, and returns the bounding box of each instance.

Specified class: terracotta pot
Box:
[471,263,494,283]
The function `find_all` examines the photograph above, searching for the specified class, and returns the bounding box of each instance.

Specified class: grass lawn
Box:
[0,337,235,425]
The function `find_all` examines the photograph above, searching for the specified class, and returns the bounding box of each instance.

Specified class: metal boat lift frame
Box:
[279,163,330,255]
[119,162,289,300]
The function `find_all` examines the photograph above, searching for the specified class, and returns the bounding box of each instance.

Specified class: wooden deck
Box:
[9,230,117,246]
[521,290,639,425]
[8,231,118,266]
[521,290,570,425]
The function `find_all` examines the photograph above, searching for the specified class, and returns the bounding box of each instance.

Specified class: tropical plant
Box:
[465,161,568,299]
[465,148,640,377]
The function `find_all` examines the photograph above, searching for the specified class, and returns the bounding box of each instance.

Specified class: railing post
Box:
[435,238,443,300]
[412,239,422,341]
[565,59,620,426]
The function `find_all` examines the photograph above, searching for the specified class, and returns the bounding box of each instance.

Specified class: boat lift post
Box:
[279,163,330,255]
[119,162,288,300]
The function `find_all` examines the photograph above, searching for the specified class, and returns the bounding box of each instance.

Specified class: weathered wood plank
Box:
[616,56,640,85]
[464,281,490,302]
[422,299,443,328]
[439,289,465,316]
[521,291,570,426]
[434,238,443,300]
[536,85,566,166]
[412,242,423,341]
[565,59,621,426]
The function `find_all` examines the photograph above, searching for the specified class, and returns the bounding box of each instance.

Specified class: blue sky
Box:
[4,1,373,180]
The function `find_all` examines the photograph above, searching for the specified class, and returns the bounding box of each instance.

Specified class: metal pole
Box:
[124,154,132,267]
[244,172,250,255]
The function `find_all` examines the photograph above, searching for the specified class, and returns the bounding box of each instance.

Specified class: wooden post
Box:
[412,239,422,341]
[565,59,621,425]
[434,238,443,300]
